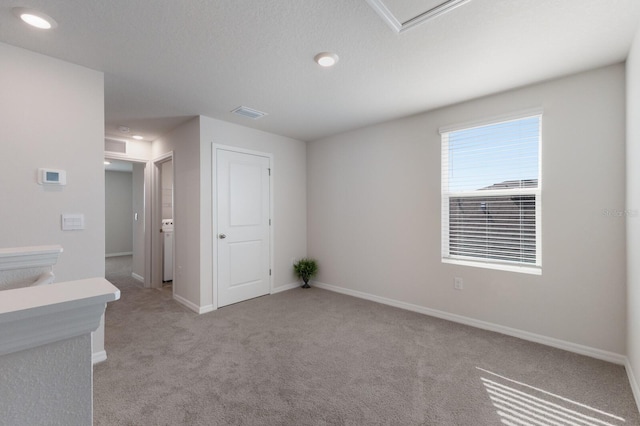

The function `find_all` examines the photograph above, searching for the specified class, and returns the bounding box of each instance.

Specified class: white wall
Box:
[105,138,152,160]
[308,64,627,356]
[132,163,146,280]
[161,160,174,220]
[627,26,640,400]
[151,115,307,310]
[0,42,105,281]
[124,139,152,159]
[105,170,133,256]
[0,335,92,425]
[152,117,201,303]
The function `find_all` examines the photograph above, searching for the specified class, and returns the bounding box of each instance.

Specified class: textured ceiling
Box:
[1,1,639,142]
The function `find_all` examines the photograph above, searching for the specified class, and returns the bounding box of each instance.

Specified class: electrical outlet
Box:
[454,277,464,290]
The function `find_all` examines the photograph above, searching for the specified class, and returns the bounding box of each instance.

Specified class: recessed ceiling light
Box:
[132,135,144,140]
[12,7,57,30]
[314,52,339,67]
[104,161,111,165]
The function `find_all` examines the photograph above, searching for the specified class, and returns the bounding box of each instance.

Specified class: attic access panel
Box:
[366,0,471,33]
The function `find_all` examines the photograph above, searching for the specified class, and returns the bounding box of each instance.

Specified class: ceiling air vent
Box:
[105,138,127,153]
[231,106,268,120]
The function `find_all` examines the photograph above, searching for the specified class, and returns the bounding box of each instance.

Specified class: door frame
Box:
[104,152,152,288]
[151,152,174,292]
[212,144,274,309]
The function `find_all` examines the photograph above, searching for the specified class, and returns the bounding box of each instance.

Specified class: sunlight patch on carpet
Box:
[476,367,625,426]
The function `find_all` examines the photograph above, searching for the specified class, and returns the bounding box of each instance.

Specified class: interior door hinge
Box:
[269,219,271,226]
[268,168,271,176]
[269,269,272,276]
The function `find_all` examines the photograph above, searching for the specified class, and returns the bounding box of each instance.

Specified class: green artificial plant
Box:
[293,258,318,289]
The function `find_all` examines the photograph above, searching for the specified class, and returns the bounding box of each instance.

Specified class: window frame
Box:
[440,109,542,275]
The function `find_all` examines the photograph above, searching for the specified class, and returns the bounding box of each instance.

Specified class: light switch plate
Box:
[61,213,84,231]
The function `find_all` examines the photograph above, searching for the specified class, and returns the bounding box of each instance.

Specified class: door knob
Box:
[219,234,226,239]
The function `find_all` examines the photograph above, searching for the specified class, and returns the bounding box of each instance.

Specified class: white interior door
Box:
[217,149,271,307]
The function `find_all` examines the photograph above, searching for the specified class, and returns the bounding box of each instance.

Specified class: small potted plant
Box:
[293,258,318,289]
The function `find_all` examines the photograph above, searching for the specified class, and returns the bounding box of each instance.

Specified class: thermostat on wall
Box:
[38,168,66,185]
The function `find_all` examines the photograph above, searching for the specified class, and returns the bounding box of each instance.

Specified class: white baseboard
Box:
[131,272,144,283]
[271,282,301,294]
[312,280,626,365]
[105,252,133,258]
[173,294,215,314]
[174,284,299,314]
[92,350,107,365]
[625,358,640,411]
[199,304,215,314]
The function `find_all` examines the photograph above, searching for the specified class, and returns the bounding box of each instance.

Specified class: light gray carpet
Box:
[96,258,639,425]
[103,255,144,290]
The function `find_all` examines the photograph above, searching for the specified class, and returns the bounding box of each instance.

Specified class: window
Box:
[440,112,542,274]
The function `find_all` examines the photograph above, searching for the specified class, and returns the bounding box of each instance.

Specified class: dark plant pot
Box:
[302,277,310,289]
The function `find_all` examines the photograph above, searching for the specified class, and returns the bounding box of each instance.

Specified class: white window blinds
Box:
[441,113,541,273]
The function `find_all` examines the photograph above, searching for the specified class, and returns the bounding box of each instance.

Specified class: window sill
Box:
[442,257,542,275]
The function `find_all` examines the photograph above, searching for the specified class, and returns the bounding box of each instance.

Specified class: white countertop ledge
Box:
[0,245,63,271]
[0,278,120,356]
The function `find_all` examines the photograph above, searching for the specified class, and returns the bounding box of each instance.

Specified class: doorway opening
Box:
[160,159,174,286]
[104,157,149,288]
[151,153,174,294]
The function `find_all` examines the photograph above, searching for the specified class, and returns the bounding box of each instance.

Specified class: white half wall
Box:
[626,25,640,406]
[1,335,93,424]
[308,63,627,355]
[0,277,119,425]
